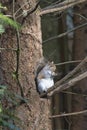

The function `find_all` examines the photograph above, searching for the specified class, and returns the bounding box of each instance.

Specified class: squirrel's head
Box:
[35,58,57,79]
[48,61,56,72]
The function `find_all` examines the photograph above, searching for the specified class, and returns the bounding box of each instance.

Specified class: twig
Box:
[0,47,17,51]
[39,0,87,16]
[49,109,87,119]
[43,12,87,44]
[74,13,87,21]
[53,57,87,88]
[5,15,13,18]
[43,22,87,44]
[61,90,87,97]
[49,70,87,96]
[43,0,63,10]
[55,60,81,66]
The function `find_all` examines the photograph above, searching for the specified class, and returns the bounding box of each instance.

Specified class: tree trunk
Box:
[71,2,87,130]
[0,0,51,130]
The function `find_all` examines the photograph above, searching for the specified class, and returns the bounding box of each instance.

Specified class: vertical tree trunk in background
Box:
[0,0,51,130]
[71,2,87,130]
[52,17,66,130]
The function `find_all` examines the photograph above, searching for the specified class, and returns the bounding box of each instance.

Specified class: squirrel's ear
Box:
[51,61,54,64]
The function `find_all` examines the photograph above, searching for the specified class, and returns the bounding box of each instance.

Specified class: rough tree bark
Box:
[0,0,51,130]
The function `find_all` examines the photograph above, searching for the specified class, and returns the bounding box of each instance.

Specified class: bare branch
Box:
[55,60,81,66]
[62,90,87,97]
[49,109,87,119]
[39,0,87,16]
[43,22,87,44]
[52,57,87,87]
[49,71,87,96]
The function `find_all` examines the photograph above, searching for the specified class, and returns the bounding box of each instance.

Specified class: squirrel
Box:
[35,58,57,95]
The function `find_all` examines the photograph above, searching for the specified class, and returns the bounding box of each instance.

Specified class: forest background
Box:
[0,0,87,130]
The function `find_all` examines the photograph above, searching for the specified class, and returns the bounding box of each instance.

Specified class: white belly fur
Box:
[38,78,54,93]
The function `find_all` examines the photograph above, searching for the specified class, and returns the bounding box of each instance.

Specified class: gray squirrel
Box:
[35,58,57,95]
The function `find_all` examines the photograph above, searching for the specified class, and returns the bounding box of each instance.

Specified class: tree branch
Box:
[43,22,87,44]
[61,90,87,97]
[49,109,87,119]
[39,0,87,16]
[55,60,81,66]
[49,71,87,96]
